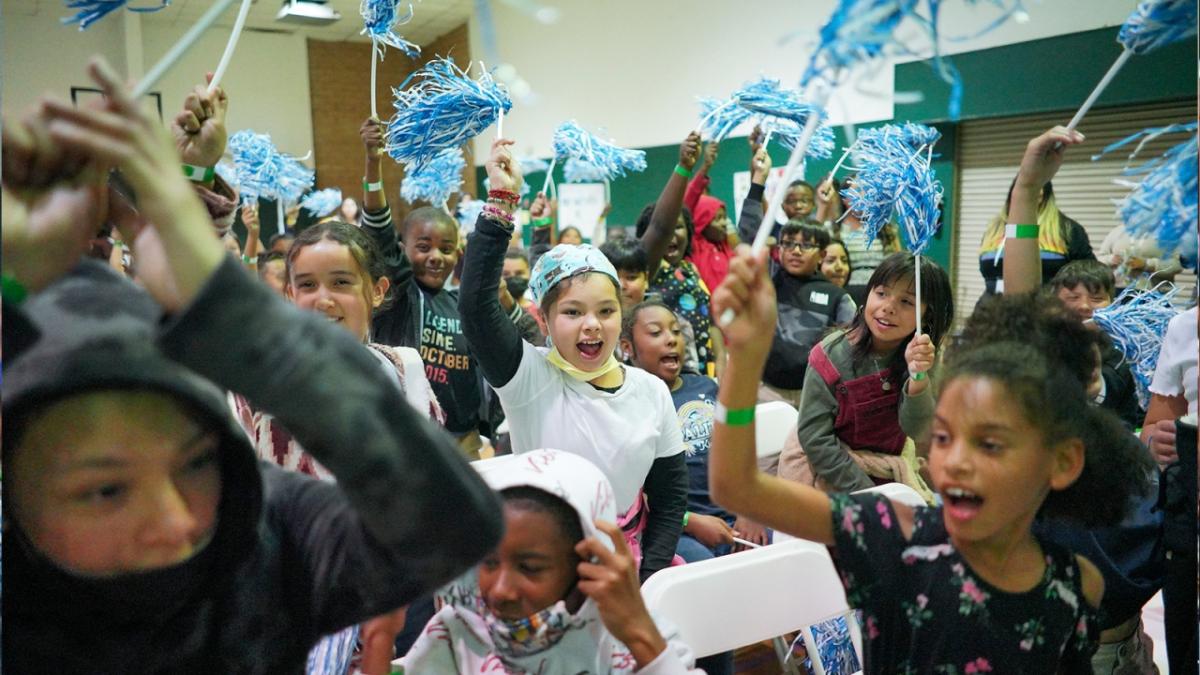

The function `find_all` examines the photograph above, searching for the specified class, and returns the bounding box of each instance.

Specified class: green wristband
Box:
[714,402,755,427]
[912,372,926,381]
[1005,224,1039,239]
[2,274,28,305]
[682,511,690,527]
[181,163,215,182]
[532,217,553,227]
[674,164,693,179]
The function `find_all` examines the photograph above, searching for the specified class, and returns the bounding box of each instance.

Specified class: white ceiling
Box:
[10,0,473,45]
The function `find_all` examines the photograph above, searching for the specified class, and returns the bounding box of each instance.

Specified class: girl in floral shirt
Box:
[704,249,1151,674]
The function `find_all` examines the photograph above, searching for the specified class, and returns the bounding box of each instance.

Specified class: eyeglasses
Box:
[778,240,820,252]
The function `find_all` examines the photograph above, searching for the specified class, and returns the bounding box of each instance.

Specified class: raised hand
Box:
[1015,126,1084,193]
[700,141,719,173]
[751,146,771,185]
[678,131,701,172]
[172,74,228,170]
[361,117,386,159]
[711,246,776,362]
[484,138,523,200]
[529,192,551,220]
[576,520,667,668]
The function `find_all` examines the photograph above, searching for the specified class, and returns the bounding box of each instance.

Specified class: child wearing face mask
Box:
[396,450,700,674]
[459,139,688,582]
[1,59,501,674]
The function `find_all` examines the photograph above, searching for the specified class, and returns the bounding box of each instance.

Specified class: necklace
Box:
[872,356,892,391]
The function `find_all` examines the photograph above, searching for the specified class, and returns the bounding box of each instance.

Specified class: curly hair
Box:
[634,203,693,262]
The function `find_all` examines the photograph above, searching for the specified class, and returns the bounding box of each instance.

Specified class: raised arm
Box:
[357,117,413,293]
[641,132,701,273]
[684,142,717,214]
[459,138,527,388]
[1002,127,1085,295]
[708,249,836,546]
[737,146,771,244]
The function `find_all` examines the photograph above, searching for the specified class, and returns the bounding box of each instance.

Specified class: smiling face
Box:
[622,304,685,386]
[616,269,648,310]
[930,377,1082,550]
[542,273,622,372]
[664,215,689,267]
[863,275,921,353]
[287,238,388,343]
[783,184,816,220]
[820,242,850,288]
[479,503,580,620]
[9,390,222,577]
[1055,283,1112,324]
[404,216,460,289]
[778,233,823,277]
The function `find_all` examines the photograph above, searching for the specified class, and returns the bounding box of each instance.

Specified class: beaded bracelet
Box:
[482,204,514,226]
[487,188,520,205]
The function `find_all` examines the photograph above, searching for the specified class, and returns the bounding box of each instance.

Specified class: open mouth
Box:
[874,316,896,331]
[577,339,603,359]
[660,354,681,371]
[943,487,984,522]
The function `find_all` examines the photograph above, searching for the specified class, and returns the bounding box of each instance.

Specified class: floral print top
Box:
[649,260,715,376]
[828,493,1098,674]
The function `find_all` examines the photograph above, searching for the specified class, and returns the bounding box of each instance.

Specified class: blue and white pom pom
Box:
[1094,121,1198,261]
[1091,285,1182,408]
[301,188,344,218]
[846,123,943,251]
[456,196,485,235]
[360,0,420,59]
[401,147,466,206]
[563,158,611,183]
[228,129,281,203]
[518,156,551,175]
[277,155,316,207]
[63,0,169,29]
[386,57,511,171]
[736,83,834,159]
[552,120,646,181]
[1119,0,1197,54]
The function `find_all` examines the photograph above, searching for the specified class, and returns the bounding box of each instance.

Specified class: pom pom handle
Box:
[208,0,253,94]
[541,156,557,195]
[1065,48,1133,133]
[134,0,237,99]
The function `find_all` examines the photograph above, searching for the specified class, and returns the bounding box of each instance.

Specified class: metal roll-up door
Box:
[954,100,1196,326]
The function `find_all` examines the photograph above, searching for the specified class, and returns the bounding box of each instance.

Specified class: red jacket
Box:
[684,174,733,293]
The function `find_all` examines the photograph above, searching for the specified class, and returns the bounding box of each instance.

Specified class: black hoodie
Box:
[2,258,503,674]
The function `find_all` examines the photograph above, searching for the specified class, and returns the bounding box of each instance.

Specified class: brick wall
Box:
[306,23,474,225]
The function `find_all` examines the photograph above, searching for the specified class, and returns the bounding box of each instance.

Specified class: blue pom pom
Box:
[1094,122,1198,260]
[360,0,420,59]
[386,58,511,172]
[563,158,611,183]
[301,188,344,218]
[401,147,465,206]
[277,155,315,207]
[846,123,943,253]
[735,82,834,159]
[1119,0,1197,54]
[1092,286,1182,408]
[457,197,485,234]
[697,94,755,142]
[552,120,646,181]
[518,156,551,174]
[228,129,281,203]
[63,0,169,29]
[215,161,239,189]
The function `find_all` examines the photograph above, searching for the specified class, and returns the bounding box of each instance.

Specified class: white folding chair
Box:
[642,539,862,675]
[855,481,926,508]
[755,400,798,460]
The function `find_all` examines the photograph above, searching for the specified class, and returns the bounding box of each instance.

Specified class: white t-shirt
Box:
[498,341,686,512]
[1149,307,1198,416]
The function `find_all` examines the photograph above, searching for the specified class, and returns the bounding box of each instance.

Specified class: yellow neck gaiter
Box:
[546,346,623,384]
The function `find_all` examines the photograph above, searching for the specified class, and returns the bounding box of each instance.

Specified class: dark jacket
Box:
[2,258,502,674]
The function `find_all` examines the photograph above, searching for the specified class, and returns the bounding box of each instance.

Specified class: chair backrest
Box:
[641,539,852,658]
[856,482,926,508]
[755,401,798,459]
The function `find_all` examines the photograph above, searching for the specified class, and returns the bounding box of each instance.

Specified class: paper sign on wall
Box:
[732,161,805,227]
[557,182,609,244]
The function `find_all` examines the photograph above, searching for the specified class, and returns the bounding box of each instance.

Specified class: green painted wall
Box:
[479,26,1195,273]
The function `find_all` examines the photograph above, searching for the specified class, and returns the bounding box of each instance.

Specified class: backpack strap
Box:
[808,341,842,388]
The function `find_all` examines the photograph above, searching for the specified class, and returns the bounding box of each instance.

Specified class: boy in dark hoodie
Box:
[2,58,501,674]
[737,148,856,406]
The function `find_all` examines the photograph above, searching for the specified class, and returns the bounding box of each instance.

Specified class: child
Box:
[738,148,857,407]
[821,238,852,289]
[619,300,769,560]
[635,133,724,377]
[233,220,443,480]
[1,59,501,673]
[684,141,734,292]
[783,179,819,224]
[503,246,534,313]
[558,225,584,245]
[781,252,953,496]
[397,449,700,673]
[358,117,501,458]
[815,177,902,306]
[258,251,288,295]
[600,236,651,310]
[1048,259,1141,431]
[707,250,1151,673]
[459,138,688,582]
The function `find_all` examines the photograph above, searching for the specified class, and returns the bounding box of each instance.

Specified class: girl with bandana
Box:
[460,139,688,583]
[396,450,701,674]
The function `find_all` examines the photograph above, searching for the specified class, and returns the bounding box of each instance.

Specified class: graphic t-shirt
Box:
[670,373,727,519]
[418,286,479,433]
